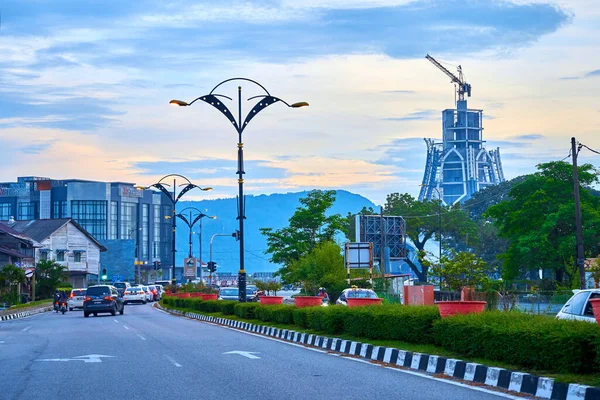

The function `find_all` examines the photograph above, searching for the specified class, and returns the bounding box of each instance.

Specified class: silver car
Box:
[68,288,87,311]
[556,289,600,323]
[336,288,378,306]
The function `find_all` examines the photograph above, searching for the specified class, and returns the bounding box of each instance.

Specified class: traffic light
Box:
[101,268,107,281]
[207,261,217,273]
[232,230,240,241]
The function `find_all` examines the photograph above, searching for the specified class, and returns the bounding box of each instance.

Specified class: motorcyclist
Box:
[318,287,329,302]
[53,290,60,312]
[59,290,68,312]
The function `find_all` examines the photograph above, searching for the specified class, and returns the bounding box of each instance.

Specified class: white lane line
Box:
[113,319,119,323]
[22,326,31,332]
[137,334,146,341]
[0,341,5,343]
[123,325,130,330]
[165,355,182,367]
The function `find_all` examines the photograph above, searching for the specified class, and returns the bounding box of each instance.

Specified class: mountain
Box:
[174,190,378,273]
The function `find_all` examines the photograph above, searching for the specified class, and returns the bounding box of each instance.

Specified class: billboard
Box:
[356,214,406,260]
[184,258,196,279]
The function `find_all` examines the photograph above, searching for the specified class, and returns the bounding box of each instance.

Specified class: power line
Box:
[579,143,600,156]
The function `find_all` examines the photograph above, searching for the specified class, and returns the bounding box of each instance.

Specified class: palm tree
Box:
[35,260,68,299]
[0,264,26,303]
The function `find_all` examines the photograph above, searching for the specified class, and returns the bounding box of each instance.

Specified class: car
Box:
[141,285,153,302]
[556,289,600,323]
[218,287,258,302]
[68,288,87,311]
[124,286,147,304]
[336,288,379,306]
[148,285,160,301]
[83,285,124,317]
[153,284,164,299]
[113,282,131,296]
[245,286,259,302]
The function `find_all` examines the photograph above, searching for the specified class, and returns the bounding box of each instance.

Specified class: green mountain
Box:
[175,190,378,273]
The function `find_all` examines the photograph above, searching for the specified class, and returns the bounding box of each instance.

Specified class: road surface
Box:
[0,303,515,399]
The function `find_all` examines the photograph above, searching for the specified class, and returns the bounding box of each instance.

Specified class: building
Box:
[6,219,106,288]
[0,177,174,281]
[0,223,38,269]
[419,99,505,205]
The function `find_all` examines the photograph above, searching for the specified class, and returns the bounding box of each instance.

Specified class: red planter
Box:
[199,293,218,301]
[259,296,284,305]
[164,290,172,295]
[346,298,383,308]
[176,293,191,298]
[190,293,204,298]
[589,299,600,325]
[437,301,487,318]
[294,296,323,308]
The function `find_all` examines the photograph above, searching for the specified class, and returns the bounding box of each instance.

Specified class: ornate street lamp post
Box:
[170,78,308,301]
[137,174,211,292]
[177,207,216,281]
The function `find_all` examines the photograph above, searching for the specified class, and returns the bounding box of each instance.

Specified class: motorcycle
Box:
[54,301,60,313]
[59,301,67,314]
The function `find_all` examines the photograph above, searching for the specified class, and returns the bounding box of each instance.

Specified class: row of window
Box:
[40,250,84,262]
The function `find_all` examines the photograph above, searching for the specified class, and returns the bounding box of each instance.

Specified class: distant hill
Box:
[175,190,378,273]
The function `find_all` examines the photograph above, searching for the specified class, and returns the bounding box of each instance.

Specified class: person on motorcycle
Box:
[53,290,61,312]
[318,287,329,302]
[59,290,68,311]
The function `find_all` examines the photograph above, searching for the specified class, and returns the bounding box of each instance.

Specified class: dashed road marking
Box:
[165,355,181,367]
[137,334,146,341]
[22,326,31,332]
[123,325,130,330]
[114,319,119,323]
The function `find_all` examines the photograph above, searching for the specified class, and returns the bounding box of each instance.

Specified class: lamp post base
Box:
[171,278,177,294]
[238,270,247,302]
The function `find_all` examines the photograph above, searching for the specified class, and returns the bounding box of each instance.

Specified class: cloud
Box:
[513,134,544,141]
[586,69,600,77]
[381,90,416,94]
[382,110,438,121]
[560,69,600,80]
[18,142,53,154]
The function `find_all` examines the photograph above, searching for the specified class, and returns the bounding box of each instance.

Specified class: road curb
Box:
[0,306,53,322]
[157,305,599,400]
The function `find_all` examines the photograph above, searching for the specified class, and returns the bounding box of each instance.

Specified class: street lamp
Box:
[177,207,216,282]
[170,78,308,302]
[137,174,212,292]
[420,184,443,286]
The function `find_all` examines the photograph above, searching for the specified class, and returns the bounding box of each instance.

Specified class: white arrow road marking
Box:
[0,341,5,344]
[164,355,182,367]
[223,351,261,359]
[137,334,146,341]
[35,354,115,363]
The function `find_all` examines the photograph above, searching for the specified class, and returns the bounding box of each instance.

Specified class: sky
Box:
[1,0,599,205]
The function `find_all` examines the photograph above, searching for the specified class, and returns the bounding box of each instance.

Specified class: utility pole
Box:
[379,206,385,280]
[572,137,586,289]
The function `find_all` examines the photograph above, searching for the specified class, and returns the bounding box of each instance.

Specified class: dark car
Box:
[113,281,130,296]
[218,287,258,302]
[83,285,124,318]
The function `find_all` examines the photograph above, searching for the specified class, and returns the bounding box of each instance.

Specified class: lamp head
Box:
[201,187,213,191]
[170,99,189,107]
[209,215,217,219]
[135,185,147,190]
[290,101,309,108]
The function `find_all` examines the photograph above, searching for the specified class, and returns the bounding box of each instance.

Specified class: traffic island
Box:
[155,302,599,400]
[0,302,53,322]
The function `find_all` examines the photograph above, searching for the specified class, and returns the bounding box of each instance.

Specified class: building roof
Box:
[5,219,107,252]
[0,223,39,247]
[0,244,25,259]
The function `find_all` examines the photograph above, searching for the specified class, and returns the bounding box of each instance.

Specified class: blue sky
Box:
[1,0,599,203]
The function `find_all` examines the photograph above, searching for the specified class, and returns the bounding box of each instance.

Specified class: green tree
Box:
[0,264,26,303]
[290,241,346,295]
[35,260,68,299]
[384,193,477,282]
[261,190,344,282]
[486,161,600,282]
[430,251,488,292]
[340,206,375,241]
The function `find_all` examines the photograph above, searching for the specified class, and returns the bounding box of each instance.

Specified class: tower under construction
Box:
[419,55,505,205]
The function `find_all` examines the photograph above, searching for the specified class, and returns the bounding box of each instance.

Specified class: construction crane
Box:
[426,54,472,103]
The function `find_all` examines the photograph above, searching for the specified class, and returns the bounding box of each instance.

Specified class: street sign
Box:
[344,242,373,286]
[112,275,124,283]
[25,268,34,278]
[184,258,196,279]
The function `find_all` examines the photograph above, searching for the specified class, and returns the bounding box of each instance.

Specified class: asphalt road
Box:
[0,303,514,400]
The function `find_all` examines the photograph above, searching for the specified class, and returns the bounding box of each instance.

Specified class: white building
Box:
[6,218,106,288]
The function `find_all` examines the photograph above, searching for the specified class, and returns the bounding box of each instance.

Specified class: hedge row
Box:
[160,296,600,374]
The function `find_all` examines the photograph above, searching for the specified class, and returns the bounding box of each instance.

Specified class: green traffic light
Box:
[102,275,107,280]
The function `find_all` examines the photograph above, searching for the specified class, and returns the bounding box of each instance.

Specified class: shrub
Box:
[254,305,295,324]
[219,301,237,315]
[433,311,600,373]
[234,303,260,319]
[197,300,221,313]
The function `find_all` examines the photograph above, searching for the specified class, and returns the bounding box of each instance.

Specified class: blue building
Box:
[0,176,174,282]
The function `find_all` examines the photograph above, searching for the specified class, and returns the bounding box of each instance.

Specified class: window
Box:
[74,252,82,262]
[40,251,48,261]
[71,200,107,240]
[153,204,161,258]
[57,251,65,262]
[0,203,11,220]
[17,202,38,220]
[109,201,118,240]
[142,204,149,259]
[52,201,67,218]
[563,291,590,316]
[120,202,138,240]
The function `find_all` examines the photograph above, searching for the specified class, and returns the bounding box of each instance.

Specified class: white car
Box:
[556,289,600,323]
[68,288,87,311]
[123,287,147,304]
[336,288,379,306]
[141,286,154,302]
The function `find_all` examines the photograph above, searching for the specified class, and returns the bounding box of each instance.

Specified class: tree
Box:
[430,251,489,293]
[384,193,477,282]
[0,264,26,303]
[340,206,375,241]
[261,190,344,282]
[35,260,68,299]
[289,241,346,296]
[486,161,600,282]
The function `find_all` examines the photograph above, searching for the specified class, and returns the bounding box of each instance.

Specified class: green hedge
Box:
[432,312,600,373]
[160,297,600,375]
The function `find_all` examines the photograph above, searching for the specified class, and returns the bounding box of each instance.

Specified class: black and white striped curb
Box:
[160,306,600,400]
[0,306,53,322]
